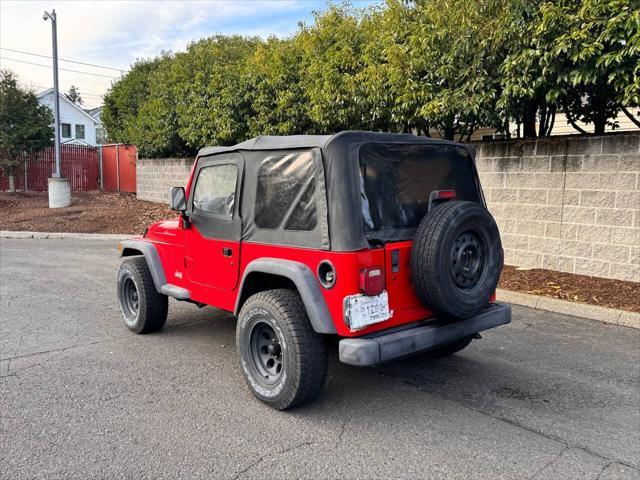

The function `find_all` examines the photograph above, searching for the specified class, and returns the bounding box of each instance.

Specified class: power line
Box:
[0,56,119,79]
[20,82,104,97]
[0,47,125,72]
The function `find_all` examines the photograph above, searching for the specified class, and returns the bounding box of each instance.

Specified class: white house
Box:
[85,106,106,144]
[37,89,101,146]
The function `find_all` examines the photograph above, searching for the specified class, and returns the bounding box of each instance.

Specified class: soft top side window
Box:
[255,151,317,232]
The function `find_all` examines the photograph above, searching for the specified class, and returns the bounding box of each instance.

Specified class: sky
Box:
[0,0,380,109]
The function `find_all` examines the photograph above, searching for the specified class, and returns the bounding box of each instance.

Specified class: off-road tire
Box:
[411,200,502,319]
[117,257,168,334]
[236,289,328,410]
[423,336,474,358]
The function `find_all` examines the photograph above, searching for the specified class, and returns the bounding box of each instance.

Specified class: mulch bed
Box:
[1,191,637,312]
[0,191,174,235]
[499,265,640,313]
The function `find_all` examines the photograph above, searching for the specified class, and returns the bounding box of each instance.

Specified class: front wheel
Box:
[117,257,168,333]
[236,289,328,410]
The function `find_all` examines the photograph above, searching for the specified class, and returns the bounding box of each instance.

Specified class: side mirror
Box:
[169,186,187,212]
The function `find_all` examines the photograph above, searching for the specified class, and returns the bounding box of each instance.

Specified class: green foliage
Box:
[246,37,312,136]
[65,85,83,106]
[501,0,640,135]
[102,0,640,155]
[172,35,261,148]
[127,54,189,158]
[380,0,512,140]
[299,5,385,133]
[102,57,164,144]
[548,0,640,132]
[0,70,53,187]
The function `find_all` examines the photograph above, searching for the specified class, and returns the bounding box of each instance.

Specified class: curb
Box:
[0,230,129,241]
[496,288,640,330]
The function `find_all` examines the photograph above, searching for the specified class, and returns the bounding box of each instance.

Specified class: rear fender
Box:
[235,258,336,334]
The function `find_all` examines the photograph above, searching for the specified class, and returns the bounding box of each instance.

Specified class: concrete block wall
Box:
[136,158,193,204]
[136,133,639,282]
[474,133,639,282]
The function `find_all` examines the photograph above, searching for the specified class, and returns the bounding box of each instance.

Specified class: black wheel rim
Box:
[121,277,139,317]
[450,229,486,289]
[249,321,283,384]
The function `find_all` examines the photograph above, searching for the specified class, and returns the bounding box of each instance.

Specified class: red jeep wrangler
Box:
[117,132,510,409]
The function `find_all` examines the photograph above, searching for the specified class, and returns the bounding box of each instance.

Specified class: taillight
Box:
[359,267,385,296]
[432,189,456,200]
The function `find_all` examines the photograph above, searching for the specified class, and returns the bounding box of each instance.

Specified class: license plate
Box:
[344,291,391,331]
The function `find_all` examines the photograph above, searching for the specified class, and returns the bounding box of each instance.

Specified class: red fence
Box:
[0,145,100,192]
[101,144,137,193]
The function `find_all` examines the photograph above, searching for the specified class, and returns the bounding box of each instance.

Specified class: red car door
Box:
[185,153,243,292]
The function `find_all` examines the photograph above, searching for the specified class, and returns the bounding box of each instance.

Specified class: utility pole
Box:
[44,9,70,207]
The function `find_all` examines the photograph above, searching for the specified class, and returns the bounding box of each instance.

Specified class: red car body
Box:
[138,218,431,337]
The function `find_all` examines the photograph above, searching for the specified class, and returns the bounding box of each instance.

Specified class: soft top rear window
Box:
[359,143,481,242]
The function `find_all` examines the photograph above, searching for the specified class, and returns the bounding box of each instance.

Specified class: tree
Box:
[379,0,511,141]
[298,5,390,133]
[65,85,83,106]
[0,70,53,192]
[101,0,639,154]
[102,58,164,144]
[499,0,556,138]
[171,35,260,148]
[245,37,313,136]
[127,53,191,158]
[501,0,640,136]
[547,0,640,133]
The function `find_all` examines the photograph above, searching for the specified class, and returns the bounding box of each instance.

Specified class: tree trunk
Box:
[545,106,556,136]
[593,115,606,135]
[538,105,547,137]
[565,106,589,135]
[522,102,537,138]
[621,106,640,128]
[8,175,15,193]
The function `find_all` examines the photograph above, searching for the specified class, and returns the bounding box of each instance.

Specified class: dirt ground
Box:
[499,265,639,313]
[0,191,174,235]
[1,191,638,312]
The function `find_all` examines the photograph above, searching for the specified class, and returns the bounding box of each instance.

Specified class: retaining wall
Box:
[136,158,192,204]
[474,133,639,282]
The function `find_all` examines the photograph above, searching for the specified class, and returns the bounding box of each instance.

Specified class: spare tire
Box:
[410,200,502,319]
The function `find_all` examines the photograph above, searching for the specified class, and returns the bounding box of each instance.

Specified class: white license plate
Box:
[344,291,391,331]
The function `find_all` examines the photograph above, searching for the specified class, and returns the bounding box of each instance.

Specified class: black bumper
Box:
[338,302,511,366]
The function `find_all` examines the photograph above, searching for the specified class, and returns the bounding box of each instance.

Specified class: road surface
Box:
[1,238,638,479]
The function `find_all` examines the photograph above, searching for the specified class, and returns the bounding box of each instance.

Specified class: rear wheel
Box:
[236,289,328,410]
[117,257,168,333]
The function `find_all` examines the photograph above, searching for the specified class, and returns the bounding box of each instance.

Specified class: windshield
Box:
[359,143,481,242]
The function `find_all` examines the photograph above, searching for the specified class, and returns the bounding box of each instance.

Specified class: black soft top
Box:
[197,131,476,252]
[198,131,467,159]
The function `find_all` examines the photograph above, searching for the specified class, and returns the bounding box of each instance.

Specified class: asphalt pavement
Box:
[1,238,639,480]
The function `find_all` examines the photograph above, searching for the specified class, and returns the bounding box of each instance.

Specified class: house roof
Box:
[87,106,102,118]
[36,88,100,125]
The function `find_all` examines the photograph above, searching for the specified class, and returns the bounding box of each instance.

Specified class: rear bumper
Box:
[338,302,511,366]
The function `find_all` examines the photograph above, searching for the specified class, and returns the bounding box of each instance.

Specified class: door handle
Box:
[222,247,232,257]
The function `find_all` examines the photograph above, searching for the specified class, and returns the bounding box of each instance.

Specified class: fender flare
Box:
[234,258,337,334]
[119,240,166,293]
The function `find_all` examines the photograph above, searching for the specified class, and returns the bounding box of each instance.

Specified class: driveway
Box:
[1,238,638,480]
